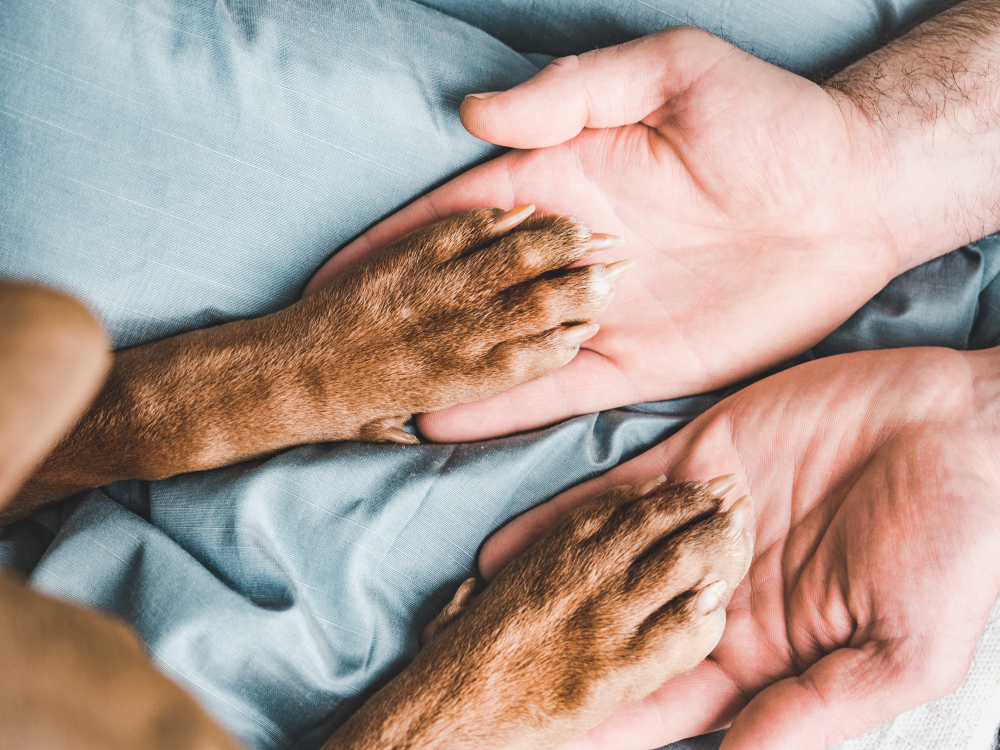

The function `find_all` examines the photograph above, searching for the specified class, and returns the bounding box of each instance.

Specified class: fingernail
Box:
[706,473,740,497]
[494,204,536,233]
[562,322,600,347]
[465,91,499,100]
[695,580,727,614]
[604,258,636,282]
[590,233,626,250]
[727,494,754,531]
[636,474,667,497]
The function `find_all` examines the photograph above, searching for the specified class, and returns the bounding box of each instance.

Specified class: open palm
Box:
[305,27,902,441]
[478,346,1000,749]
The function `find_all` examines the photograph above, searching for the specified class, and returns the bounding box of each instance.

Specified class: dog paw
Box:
[303,206,631,439]
[427,476,752,742]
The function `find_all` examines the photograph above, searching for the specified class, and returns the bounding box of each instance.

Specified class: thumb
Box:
[720,646,950,750]
[459,26,732,149]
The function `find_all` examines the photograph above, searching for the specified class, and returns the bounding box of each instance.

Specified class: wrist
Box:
[824,1,1000,273]
[829,88,1000,274]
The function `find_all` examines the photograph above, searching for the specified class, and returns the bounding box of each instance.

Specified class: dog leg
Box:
[16,207,629,520]
[326,477,752,750]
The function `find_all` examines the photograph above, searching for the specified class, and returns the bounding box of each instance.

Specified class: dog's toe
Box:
[358,415,419,444]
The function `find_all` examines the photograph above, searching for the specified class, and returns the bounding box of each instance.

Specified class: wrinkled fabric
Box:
[0,1,995,749]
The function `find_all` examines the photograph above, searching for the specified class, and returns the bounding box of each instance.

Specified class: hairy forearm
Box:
[826,0,1000,271]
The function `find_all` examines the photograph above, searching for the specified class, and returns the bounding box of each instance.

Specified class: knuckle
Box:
[567,511,605,540]
[661,25,727,57]
[655,482,719,520]
[556,214,593,245]
[581,264,613,292]
[511,239,552,274]
[551,267,612,314]
[425,207,500,255]
[571,487,631,533]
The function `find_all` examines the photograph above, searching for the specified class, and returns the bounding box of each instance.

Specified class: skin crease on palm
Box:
[307,27,935,442]
[479,346,1000,750]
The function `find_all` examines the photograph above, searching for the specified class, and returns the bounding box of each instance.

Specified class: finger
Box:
[409,203,580,273]
[460,27,733,149]
[480,323,601,394]
[479,267,616,342]
[302,146,620,299]
[627,510,751,615]
[550,480,721,584]
[720,646,944,750]
[397,206,522,265]
[610,482,721,557]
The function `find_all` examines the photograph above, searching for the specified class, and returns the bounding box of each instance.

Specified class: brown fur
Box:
[0,281,239,750]
[0,210,751,749]
[13,208,615,518]
[326,482,751,750]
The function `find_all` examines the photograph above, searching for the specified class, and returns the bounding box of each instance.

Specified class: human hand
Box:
[305,27,905,440]
[326,477,751,750]
[478,346,1000,749]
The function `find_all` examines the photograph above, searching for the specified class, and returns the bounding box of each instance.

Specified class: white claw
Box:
[590,233,627,251]
[726,494,754,532]
[705,473,740,497]
[384,426,420,445]
[494,204,536,233]
[695,580,728,615]
[561,323,600,347]
[604,258,636,281]
[636,474,667,497]
[438,578,477,630]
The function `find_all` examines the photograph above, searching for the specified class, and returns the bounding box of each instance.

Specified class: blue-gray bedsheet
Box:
[0,1,991,748]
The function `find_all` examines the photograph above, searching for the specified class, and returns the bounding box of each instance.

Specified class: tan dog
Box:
[0,207,752,749]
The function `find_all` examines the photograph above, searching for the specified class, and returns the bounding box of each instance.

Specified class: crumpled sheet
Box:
[1,1,996,749]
